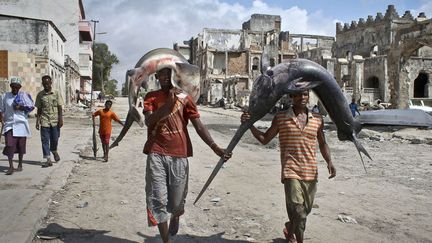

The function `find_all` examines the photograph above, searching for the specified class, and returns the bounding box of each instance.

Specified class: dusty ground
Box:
[33,97,432,243]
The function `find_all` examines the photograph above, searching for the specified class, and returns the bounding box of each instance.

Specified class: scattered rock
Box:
[210,197,221,202]
[76,201,88,208]
[337,214,358,224]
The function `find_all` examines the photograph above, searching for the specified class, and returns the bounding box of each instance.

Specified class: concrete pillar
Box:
[323,57,335,78]
[335,58,349,87]
[351,55,364,101]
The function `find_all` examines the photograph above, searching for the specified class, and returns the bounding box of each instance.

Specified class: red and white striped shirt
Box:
[276,107,322,181]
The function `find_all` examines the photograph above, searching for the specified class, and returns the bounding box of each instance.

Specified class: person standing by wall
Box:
[35,75,64,167]
[0,77,33,175]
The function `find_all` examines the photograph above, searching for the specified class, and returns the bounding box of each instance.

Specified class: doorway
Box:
[414,73,428,98]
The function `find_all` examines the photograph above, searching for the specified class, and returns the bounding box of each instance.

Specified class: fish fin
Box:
[284,77,323,93]
[130,106,145,127]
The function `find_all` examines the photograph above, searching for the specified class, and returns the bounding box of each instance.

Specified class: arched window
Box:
[364,76,379,88]
[252,57,259,71]
[370,45,378,57]
[414,73,428,98]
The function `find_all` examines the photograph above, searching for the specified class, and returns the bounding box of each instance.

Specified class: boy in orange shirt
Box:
[92,100,124,162]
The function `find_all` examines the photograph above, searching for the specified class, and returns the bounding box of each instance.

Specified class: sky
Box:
[83,0,432,89]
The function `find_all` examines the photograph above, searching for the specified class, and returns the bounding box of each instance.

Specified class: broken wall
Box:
[203,29,242,51]
[227,52,248,75]
[0,17,49,56]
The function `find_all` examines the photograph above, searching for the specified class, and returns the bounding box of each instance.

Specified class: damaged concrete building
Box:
[177,5,432,109]
[175,14,336,107]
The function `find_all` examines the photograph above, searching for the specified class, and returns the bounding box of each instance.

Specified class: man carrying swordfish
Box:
[241,90,336,243]
[142,67,231,243]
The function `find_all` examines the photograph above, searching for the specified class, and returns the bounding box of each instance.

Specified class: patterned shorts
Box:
[145,153,188,226]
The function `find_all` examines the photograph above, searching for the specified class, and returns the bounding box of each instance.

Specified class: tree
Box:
[105,79,119,96]
[93,43,119,93]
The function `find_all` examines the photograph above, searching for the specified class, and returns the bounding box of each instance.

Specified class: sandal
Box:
[41,162,53,168]
[168,216,179,236]
[5,169,14,175]
[283,222,297,243]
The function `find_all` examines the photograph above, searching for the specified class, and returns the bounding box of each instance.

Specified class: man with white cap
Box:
[0,77,34,175]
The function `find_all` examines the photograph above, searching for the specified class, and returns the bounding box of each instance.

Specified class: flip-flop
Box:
[283,225,297,243]
[15,167,23,172]
[168,216,179,236]
[5,170,14,175]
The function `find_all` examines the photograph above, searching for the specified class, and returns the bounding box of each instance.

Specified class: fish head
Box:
[247,74,280,120]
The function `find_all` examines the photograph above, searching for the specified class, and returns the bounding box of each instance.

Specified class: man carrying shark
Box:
[241,90,336,243]
[143,67,231,243]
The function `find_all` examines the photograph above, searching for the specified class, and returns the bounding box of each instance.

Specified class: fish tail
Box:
[352,133,372,173]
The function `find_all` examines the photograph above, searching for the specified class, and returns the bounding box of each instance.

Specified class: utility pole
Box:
[91,19,99,107]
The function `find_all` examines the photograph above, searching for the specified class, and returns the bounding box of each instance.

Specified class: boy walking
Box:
[92,100,124,162]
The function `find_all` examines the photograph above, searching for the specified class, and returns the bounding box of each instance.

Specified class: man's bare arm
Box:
[317,119,336,178]
[241,112,278,145]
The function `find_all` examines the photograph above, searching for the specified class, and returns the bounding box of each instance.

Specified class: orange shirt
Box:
[143,90,200,157]
[276,107,322,181]
[93,109,121,135]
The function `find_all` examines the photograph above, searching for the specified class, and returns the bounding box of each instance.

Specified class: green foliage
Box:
[121,80,128,96]
[93,43,119,92]
[105,79,119,96]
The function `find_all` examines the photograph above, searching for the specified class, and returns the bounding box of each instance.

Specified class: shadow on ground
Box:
[35,223,138,243]
[137,231,251,243]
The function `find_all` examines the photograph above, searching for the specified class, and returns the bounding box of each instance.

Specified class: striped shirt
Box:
[276,107,322,181]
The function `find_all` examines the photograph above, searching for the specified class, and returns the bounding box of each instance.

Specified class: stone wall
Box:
[403,58,432,98]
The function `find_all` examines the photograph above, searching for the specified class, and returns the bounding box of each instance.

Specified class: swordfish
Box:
[194,58,372,204]
[110,48,200,148]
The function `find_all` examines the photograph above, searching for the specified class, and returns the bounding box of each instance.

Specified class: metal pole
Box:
[91,20,99,106]
[91,20,99,159]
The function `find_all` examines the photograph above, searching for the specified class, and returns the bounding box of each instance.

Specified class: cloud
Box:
[84,0,338,88]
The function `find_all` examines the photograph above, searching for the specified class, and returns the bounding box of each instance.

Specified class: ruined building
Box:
[331,5,432,109]
[174,14,334,106]
[177,5,432,109]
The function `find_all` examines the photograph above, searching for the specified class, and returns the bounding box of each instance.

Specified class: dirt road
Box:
[33,97,432,243]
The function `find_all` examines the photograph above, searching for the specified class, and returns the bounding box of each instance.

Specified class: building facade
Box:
[1,0,93,104]
[0,14,66,100]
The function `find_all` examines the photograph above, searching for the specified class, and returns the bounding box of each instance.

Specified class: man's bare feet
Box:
[15,166,23,172]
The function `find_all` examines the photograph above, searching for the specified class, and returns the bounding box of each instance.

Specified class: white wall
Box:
[48,25,65,66]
